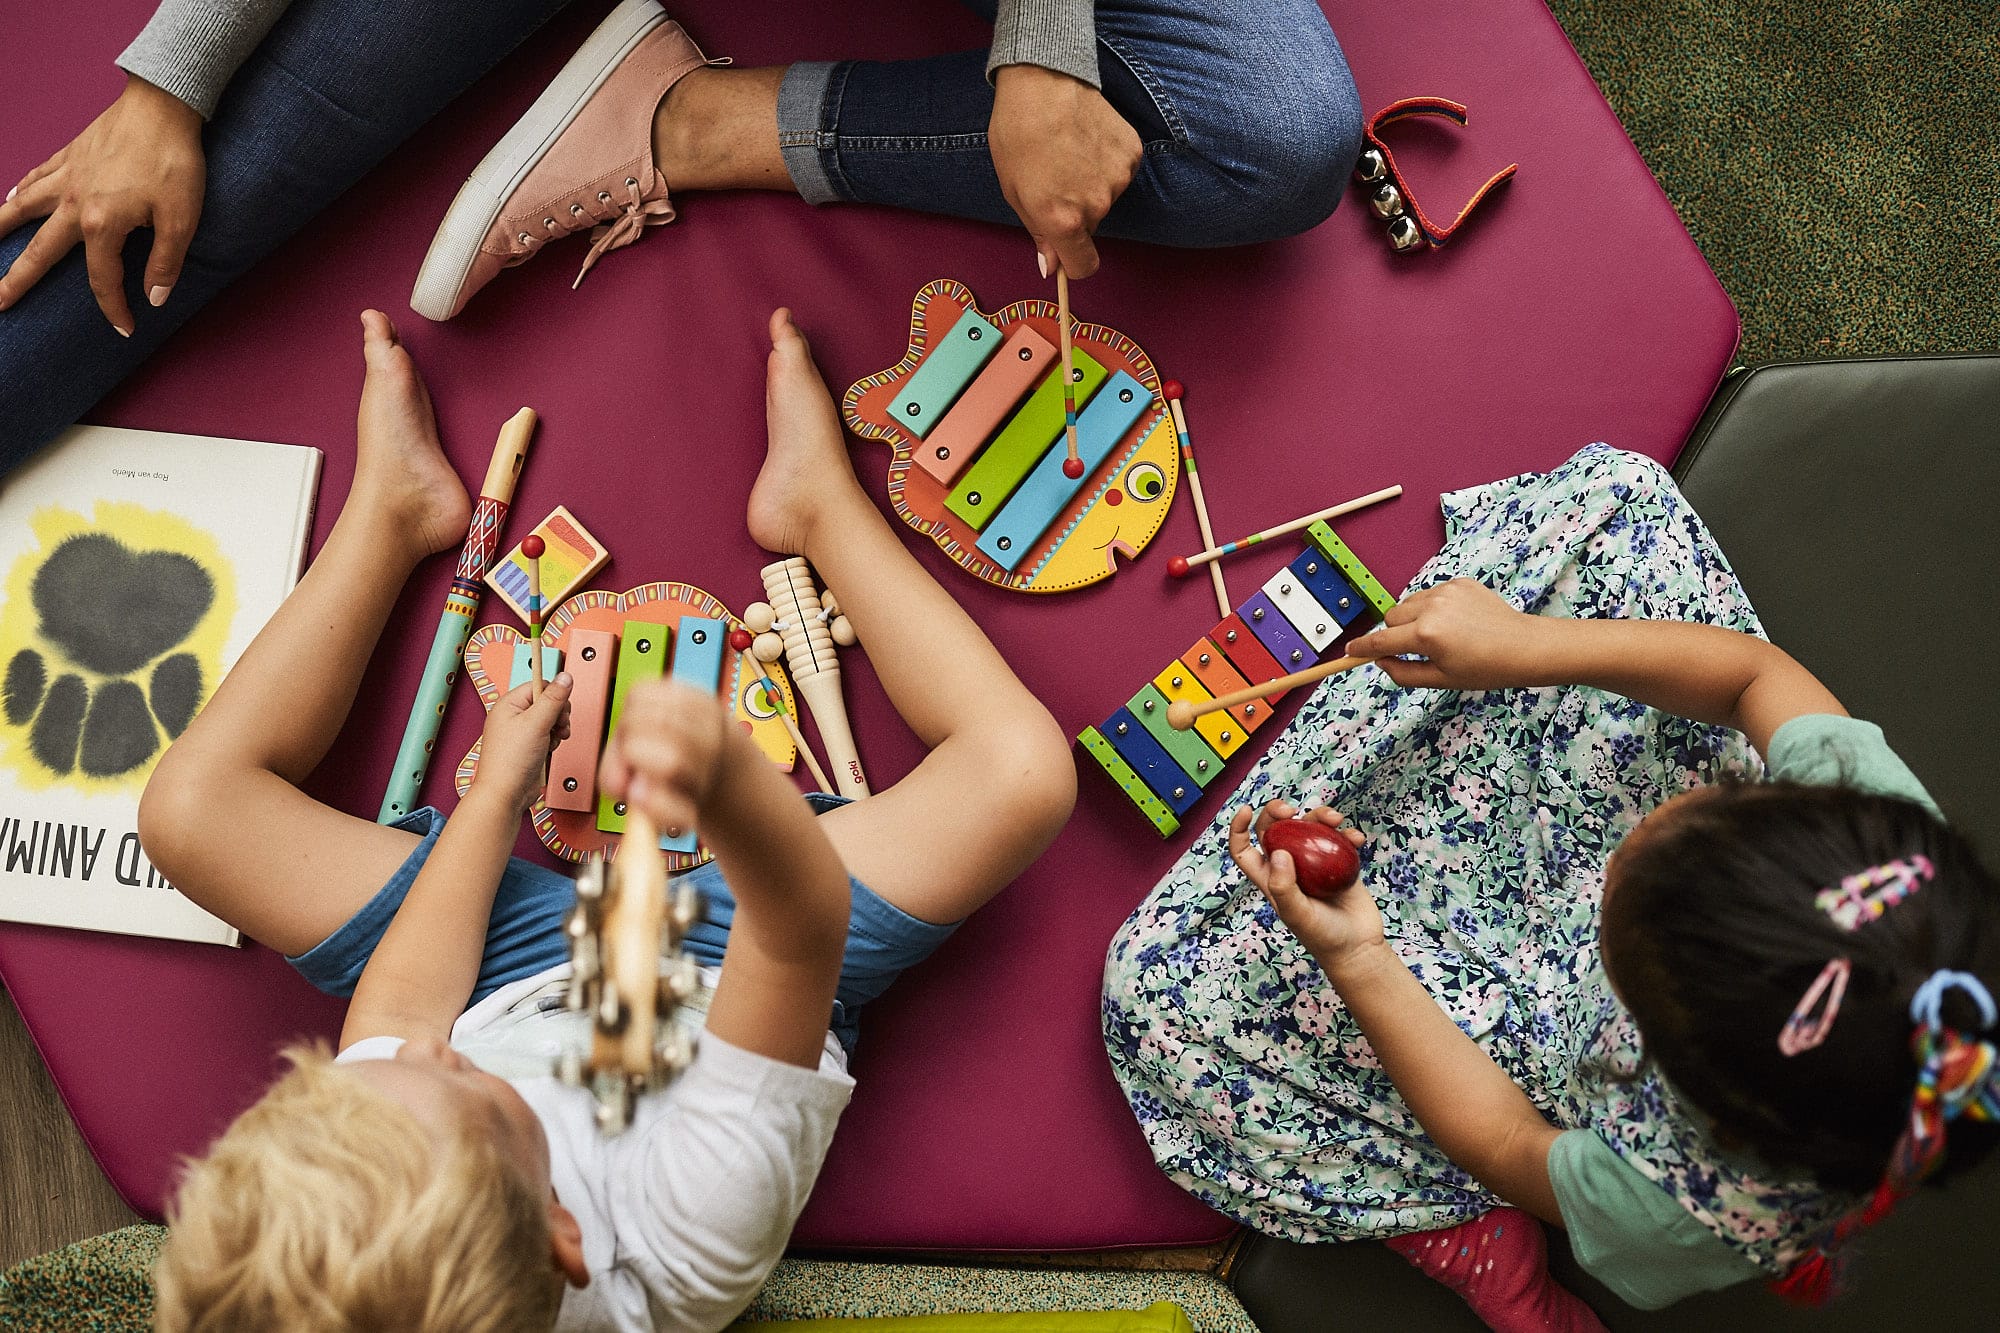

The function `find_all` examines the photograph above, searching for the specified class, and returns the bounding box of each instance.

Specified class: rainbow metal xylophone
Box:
[843,279,1180,593]
[1079,522,1396,836]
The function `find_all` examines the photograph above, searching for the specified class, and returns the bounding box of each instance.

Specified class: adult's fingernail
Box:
[1037,251,1049,279]
[4,187,14,203]
[115,325,132,338]
[148,285,171,307]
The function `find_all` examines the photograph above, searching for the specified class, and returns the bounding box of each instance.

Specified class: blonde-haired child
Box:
[143,307,1073,1332]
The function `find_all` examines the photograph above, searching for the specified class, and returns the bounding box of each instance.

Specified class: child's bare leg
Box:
[747,309,1074,925]
[139,312,473,955]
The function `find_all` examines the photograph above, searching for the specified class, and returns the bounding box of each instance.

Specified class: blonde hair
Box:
[153,1043,561,1332]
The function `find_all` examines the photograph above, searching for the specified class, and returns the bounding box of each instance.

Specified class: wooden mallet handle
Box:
[522,533,546,697]
[1056,265,1083,478]
[1166,654,1373,730]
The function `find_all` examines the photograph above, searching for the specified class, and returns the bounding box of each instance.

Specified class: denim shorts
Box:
[287,796,955,1054]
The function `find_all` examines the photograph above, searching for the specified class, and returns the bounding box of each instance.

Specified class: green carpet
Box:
[1548,0,1998,364]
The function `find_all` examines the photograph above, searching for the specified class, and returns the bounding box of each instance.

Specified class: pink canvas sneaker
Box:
[410,0,723,321]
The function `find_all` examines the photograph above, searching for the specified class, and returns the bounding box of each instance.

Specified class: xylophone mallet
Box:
[522,533,547,698]
[728,627,836,794]
[1165,654,1373,731]
[1166,485,1405,577]
[1161,380,1230,619]
[1056,266,1085,479]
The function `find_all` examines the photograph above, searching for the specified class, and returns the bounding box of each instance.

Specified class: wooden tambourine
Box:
[554,804,703,1134]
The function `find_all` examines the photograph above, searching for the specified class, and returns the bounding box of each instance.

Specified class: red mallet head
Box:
[520,534,546,559]
[1167,554,1191,579]
[1162,379,1184,401]
[1260,818,1362,899]
[727,628,754,653]
[1062,456,1085,478]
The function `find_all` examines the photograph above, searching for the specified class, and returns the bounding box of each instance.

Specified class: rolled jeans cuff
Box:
[776,60,845,205]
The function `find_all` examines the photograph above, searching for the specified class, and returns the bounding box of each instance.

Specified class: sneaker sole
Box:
[410,0,668,321]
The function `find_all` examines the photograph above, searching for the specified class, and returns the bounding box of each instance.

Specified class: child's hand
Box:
[1346,579,1550,690]
[598,680,732,839]
[476,675,572,813]
[1231,801,1384,975]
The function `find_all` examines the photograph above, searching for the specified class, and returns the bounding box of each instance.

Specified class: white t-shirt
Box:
[337,964,854,1332]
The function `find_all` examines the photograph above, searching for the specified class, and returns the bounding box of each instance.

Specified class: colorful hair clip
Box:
[1779,957,1852,1057]
[1815,855,1934,931]
[1780,855,1936,1057]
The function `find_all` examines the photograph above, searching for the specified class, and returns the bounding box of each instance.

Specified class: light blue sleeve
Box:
[1765,714,1939,816]
[1547,1129,1761,1310]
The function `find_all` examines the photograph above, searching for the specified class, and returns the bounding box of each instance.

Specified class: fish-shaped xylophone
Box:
[843,279,1179,593]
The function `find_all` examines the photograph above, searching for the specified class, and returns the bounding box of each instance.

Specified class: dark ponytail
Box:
[1601,781,2000,1191]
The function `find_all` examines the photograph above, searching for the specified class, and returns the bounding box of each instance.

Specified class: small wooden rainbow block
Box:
[484,505,610,623]
[1078,524,1396,837]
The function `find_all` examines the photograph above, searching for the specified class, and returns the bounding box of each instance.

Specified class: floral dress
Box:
[1101,445,1846,1274]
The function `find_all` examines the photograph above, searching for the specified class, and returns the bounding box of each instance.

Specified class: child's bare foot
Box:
[747,307,872,559]
[352,310,471,561]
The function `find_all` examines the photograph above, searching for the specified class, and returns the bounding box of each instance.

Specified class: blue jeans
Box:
[780,0,1362,249]
[0,0,1360,466]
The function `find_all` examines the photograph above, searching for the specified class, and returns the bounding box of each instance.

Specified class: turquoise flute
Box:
[379,408,537,823]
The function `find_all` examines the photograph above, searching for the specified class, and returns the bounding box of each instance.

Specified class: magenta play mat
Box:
[0,0,1734,1250]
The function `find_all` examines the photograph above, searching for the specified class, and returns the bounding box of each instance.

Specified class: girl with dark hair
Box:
[1103,444,1995,1327]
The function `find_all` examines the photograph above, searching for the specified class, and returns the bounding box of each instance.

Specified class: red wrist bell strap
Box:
[1355,97,1518,253]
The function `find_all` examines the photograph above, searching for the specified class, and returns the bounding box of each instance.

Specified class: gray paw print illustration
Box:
[2,533,213,778]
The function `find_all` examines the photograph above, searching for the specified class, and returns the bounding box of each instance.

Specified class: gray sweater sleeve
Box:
[115,0,294,120]
[987,0,1100,89]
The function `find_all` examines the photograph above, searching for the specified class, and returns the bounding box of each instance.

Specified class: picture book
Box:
[0,425,321,946]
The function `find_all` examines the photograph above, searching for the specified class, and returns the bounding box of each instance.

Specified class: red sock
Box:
[1385,1207,1606,1333]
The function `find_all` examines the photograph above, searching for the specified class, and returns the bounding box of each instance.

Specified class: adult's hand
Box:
[0,74,205,335]
[988,63,1141,280]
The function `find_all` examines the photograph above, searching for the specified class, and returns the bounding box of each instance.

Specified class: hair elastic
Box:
[1776,968,2000,1304]
[1885,973,2000,1197]
[1910,969,1997,1032]
[1814,854,1935,931]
